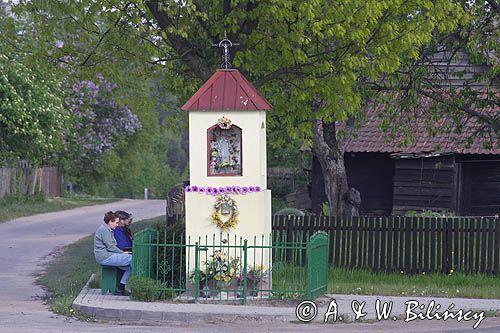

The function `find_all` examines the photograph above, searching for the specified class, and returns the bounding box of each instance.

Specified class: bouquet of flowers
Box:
[204,250,240,283]
[247,265,268,283]
[246,265,268,296]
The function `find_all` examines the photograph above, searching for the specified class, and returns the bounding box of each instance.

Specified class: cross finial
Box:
[212,31,240,69]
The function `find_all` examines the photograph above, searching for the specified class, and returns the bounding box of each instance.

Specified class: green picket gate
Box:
[307,231,329,299]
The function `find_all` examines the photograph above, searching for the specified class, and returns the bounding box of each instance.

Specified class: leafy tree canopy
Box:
[0,49,68,165]
[9,0,479,208]
[375,0,499,145]
[12,0,465,136]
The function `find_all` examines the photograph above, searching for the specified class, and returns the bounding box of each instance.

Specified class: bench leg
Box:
[101,266,120,295]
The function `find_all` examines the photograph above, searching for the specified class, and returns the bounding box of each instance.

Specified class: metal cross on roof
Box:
[212,31,239,69]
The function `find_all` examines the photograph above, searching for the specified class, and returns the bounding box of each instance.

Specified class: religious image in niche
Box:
[209,120,241,176]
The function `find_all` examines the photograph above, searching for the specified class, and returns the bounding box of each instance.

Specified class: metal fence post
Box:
[194,242,199,303]
[242,239,248,305]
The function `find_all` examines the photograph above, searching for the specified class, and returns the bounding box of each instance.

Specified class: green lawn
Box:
[36,234,101,318]
[0,193,118,223]
[270,265,500,300]
[328,268,500,299]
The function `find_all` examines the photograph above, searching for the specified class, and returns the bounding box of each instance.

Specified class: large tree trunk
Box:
[311,101,360,216]
[310,156,328,215]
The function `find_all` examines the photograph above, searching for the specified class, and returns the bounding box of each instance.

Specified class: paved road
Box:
[0,199,499,332]
[0,199,165,332]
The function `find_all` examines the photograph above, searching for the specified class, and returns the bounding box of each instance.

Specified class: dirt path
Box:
[0,199,498,332]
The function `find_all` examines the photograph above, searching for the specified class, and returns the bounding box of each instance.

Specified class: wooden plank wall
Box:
[464,161,500,216]
[0,168,12,198]
[0,167,61,199]
[392,156,455,215]
[427,50,490,88]
[345,153,394,216]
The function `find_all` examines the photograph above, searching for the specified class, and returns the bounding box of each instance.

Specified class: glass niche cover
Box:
[208,123,242,176]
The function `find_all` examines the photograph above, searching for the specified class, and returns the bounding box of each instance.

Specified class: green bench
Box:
[101,265,123,295]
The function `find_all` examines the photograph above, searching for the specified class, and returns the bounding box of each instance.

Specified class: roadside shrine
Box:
[181,35,273,298]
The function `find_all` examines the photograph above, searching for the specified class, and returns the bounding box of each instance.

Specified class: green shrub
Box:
[274,208,305,216]
[405,209,455,218]
[271,196,288,214]
[128,276,159,302]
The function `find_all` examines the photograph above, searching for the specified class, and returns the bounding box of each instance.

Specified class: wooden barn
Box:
[343,46,499,217]
[344,110,500,216]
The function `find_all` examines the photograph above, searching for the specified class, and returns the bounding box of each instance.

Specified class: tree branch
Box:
[486,0,500,13]
[145,0,212,81]
[370,82,500,138]
[417,89,500,135]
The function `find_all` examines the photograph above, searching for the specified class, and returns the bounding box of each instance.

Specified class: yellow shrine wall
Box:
[188,111,267,188]
[185,110,272,269]
[185,190,272,271]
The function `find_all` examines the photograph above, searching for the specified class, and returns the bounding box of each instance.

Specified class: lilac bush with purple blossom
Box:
[64,74,142,169]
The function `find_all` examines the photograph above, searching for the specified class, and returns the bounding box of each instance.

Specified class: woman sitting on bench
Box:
[94,211,132,295]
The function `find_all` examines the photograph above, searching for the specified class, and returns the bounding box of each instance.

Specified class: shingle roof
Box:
[181,69,272,111]
[345,99,499,155]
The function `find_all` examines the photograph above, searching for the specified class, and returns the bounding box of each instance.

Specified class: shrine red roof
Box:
[181,69,272,111]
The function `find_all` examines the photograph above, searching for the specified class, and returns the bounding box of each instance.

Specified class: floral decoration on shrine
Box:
[211,194,239,231]
[185,185,261,195]
[217,116,232,130]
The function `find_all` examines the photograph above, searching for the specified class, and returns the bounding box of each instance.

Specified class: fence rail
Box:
[272,215,500,275]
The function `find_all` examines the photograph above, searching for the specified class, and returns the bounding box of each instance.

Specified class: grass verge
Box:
[0,193,118,223]
[328,268,500,299]
[270,266,500,300]
[35,216,165,318]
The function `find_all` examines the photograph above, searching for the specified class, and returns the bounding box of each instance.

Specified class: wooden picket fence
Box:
[167,215,500,275]
[0,166,62,199]
[272,215,500,275]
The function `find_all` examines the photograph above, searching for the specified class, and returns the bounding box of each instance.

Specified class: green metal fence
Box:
[131,229,328,303]
[132,228,157,278]
[307,231,329,299]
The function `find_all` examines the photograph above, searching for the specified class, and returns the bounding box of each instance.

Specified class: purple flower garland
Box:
[185,185,262,195]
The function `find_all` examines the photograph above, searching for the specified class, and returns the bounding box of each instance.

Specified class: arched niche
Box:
[207,123,242,176]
